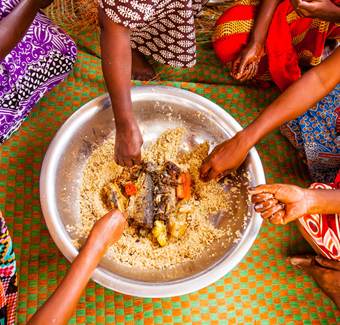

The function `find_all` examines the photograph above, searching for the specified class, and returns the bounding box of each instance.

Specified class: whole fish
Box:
[127,173,154,229]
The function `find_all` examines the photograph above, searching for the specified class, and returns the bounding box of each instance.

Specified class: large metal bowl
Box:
[40,85,265,297]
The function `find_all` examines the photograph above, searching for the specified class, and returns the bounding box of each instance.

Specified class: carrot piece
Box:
[125,183,138,196]
[177,172,191,199]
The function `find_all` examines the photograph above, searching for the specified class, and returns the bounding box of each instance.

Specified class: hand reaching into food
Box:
[290,0,340,22]
[114,120,143,167]
[86,209,128,255]
[231,41,264,82]
[200,131,251,182]
[27,210,127,325]
[249,184,309,225]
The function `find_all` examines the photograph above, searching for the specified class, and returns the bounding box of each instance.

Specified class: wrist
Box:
[238,127,260,151]
[304,188,321,215]
[82,238,107,262]
[250,33,266,47]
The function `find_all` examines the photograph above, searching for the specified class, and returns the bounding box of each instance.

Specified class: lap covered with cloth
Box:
[281,83,340,260]
[212,0,340,91]
[98,0,209,68]
[298,173,340,260]
[0,0,77,144]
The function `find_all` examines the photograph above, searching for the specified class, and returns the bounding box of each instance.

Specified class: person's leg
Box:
[288,255,340,310]
[131,48,157,81]
[295,221,325,256]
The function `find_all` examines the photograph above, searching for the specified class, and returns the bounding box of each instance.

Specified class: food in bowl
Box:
[76,127,239,269]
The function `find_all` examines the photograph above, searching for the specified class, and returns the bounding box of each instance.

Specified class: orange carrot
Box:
[125,183,138,196]
[177,172,191,199]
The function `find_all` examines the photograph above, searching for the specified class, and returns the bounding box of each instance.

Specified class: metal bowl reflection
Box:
[40,85,265,297]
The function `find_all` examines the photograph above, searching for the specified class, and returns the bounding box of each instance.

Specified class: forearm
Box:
[99,8,134,125]
[240,45,340,151]
[305,189,340,215]
[27,244,103,325]
[0,0,40,61]
[250,0,281,45]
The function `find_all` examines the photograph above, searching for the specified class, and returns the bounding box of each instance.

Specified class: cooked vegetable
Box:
[104,182,127,212]
[152,220,167,246]
[168,213,187,238]
[177,172,191,199]
[125,183,138,196]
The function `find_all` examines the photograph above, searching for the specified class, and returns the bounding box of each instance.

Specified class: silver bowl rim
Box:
[40,85,265,297]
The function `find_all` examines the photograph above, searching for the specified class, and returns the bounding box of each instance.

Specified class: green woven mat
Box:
[1,25,340,325]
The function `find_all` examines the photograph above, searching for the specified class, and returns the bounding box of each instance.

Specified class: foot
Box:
[131,49,157,81]
[288,254,340,310]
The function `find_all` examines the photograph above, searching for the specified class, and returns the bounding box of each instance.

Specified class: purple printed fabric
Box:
[0,0,77,144]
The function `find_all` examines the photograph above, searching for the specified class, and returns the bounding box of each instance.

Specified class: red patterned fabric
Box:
[298,172,340,260]
[213,0,340,91]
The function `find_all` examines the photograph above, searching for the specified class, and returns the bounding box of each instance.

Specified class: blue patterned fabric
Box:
[281,83,340,183]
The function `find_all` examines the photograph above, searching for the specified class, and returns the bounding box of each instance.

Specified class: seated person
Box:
[0,209,126,325]
[212,0,340,90]
[200,27,340,311]
[97,0,208,168]
[0,0,77,144]
[250,182,340,310]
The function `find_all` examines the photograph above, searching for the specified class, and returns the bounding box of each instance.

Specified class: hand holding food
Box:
[85,209,127,256]
[80,128,229,269]
[231,41,264,82]
[249,184,309,225]
[114,120,143,167]
[200,131,251,182]
[290,0,340,21]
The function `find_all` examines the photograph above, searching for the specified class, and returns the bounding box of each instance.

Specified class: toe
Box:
[288,254,316,269]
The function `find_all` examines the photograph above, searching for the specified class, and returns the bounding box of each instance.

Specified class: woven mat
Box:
[1,24,339,324]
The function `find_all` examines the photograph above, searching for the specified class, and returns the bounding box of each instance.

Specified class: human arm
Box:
[232,0,281,82]
[0,0,54,62]
[98,7,143,167]
[249,183,340,225]
[27,210,127,325]
[290,0,340,22]
[200,45,340,182]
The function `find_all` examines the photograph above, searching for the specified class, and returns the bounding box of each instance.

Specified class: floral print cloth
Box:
[0,0,77,144]
[281,83,340,183]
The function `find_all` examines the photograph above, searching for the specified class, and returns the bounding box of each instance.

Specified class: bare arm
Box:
[0,0,44,61]
[27,210,126,325]
[201,45,340,181]
[241,45,340,148]
[98,7,143,168]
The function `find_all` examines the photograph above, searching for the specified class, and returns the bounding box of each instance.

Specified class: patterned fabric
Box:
[281,83,340,183]
[297,172,340,260]
[0,212,17,325]
[212,0,340,91]
[99,0,209,68]
[0,0,77,144]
